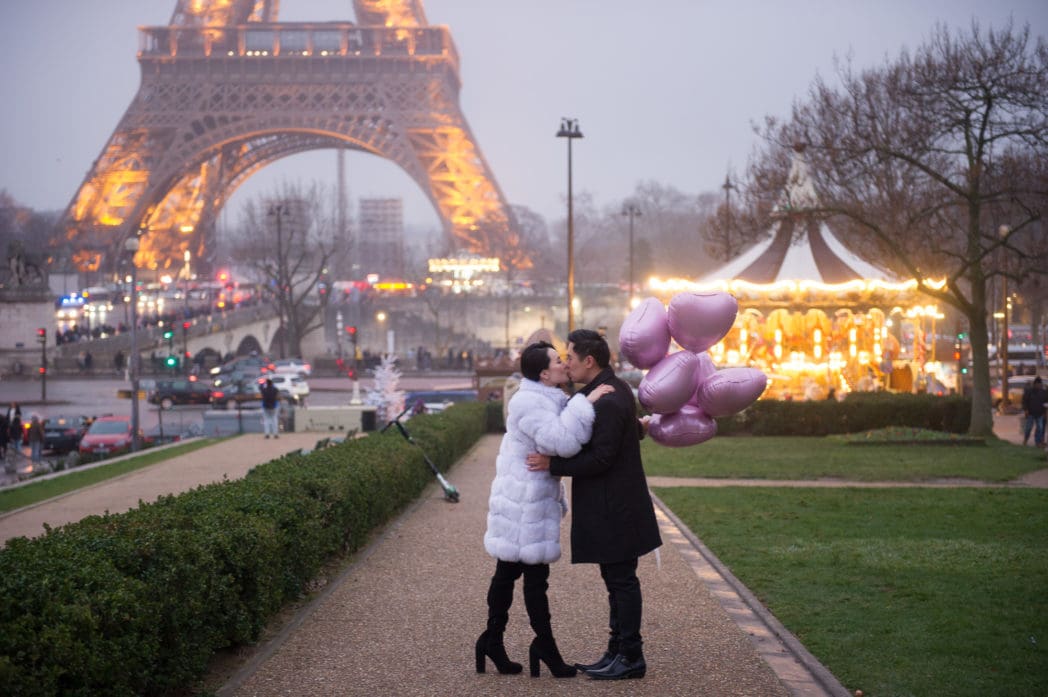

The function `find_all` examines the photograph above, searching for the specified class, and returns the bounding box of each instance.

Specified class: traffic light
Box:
[36,327,46,344]
[182,321,191,330]
[164,355,179,369]
[346,325,357,338]
[38,366,46,375]
[162,329,174,341]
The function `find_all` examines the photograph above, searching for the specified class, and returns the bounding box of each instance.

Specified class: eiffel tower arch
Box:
[59,0,523,278]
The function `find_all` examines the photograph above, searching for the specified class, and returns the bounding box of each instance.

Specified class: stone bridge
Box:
[52,304,298,373]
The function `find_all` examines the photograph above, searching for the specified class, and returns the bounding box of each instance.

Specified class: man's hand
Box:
[527,453,551,471]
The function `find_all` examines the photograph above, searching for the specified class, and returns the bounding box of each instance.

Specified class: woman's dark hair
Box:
[566,329,611,368]
[520,341,555,381]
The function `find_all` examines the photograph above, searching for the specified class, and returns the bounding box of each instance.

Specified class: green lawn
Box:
[654,486,1048,697]
[642,436,1043,482]
[0,439,220,514]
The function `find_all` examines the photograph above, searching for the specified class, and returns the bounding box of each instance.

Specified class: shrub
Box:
[0,402,491,696]
[716,393,972,436]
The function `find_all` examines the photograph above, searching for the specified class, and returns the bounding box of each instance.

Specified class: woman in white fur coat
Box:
[476,341,612,679]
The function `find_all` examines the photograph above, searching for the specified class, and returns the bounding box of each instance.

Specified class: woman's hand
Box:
[587,384,615,403]
[527,453,551,471]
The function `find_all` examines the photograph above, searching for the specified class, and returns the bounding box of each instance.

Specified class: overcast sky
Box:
[1,0,1046,231]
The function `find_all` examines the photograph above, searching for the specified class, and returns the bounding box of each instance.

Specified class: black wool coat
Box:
[550,367,662,564]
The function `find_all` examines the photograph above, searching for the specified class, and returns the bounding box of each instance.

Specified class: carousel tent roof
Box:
[700,148,892,285]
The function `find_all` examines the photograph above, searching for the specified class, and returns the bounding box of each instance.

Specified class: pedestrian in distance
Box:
[477,341,613,679]
[27,415,44,464]
[1021,376,1047,447]
[527,329,662,681]
[260,378,280,439]
[0,412,9,460]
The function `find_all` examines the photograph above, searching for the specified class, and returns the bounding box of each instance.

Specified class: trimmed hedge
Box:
[715,392,972,436]
[0,402,489,696]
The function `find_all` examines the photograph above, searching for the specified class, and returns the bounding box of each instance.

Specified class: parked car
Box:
[265,373,310,404]
[991,375,1037,409]
[43,414,93,454]
[209,355,270,377]
[78,415,144,458]
[210,379,265,410]
[403,389,478,414]
[148,378,213,409]
[270,358,312,377]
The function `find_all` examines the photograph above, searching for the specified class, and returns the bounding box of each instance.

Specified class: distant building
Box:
[358,198,405,279]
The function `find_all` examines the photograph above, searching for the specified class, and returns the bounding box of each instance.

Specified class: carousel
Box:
[651,148,946,400]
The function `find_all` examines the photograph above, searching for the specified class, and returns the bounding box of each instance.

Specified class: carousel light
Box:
[774,329,783,359]
[739,328,748,356]
[813,328,823,360]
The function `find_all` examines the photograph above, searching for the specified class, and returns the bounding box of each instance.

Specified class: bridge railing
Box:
[138,23,458,70]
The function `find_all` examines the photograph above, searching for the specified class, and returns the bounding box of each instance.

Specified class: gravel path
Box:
[224,435,840,697]
[0,432,323,543]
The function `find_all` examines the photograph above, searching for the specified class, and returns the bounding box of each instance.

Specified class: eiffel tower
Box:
[59,0,521,277]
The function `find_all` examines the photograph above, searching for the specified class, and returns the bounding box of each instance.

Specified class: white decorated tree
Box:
[367,354,406,425]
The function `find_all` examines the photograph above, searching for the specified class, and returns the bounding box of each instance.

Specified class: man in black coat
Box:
[527,329,662,680]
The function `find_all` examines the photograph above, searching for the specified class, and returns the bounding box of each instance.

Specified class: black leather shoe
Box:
[575,651,615,673]
[587,654,646,680]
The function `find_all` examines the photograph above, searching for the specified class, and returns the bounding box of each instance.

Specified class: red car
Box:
[78,415,142,458]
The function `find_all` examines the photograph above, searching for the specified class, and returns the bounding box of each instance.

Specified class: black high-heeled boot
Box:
[475,629,523,674]
[528,635,577,678]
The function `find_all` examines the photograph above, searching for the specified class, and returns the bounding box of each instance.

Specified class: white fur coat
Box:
[484,379,596,564]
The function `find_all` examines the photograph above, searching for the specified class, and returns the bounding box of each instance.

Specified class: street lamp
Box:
[125,235,141,452]
[556,117,583,332]
[268,203,290,359]
[183,249,191,374]
[621,203,641,310]
[998,224,1011,410]
[722,173,736,260]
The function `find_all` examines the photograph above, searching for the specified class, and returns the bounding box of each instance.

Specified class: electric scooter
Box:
[382,404,461,502]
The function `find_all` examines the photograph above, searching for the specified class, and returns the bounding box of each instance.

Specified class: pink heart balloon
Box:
[687,352,718,404]
[638,351,699,415]
[667,292,738,354]
[694,367,768,418]
[618,297,671,369]
[649,404,718,447]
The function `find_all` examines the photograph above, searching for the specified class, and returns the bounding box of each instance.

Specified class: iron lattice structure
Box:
[59,0,522,277]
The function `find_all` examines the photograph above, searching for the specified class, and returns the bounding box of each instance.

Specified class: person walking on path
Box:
[528,329,662,681]
[0,412,9,460]
[1021,376,1047,447]
[260,378,280,439]
[478,341,613,679]
[7,405,23,451]
[27,415,44,464]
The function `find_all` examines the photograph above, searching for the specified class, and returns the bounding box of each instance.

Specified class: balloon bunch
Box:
[619,293,768,447]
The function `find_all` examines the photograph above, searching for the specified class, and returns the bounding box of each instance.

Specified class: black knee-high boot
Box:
[522,564,576,678]
[476,562,523,674]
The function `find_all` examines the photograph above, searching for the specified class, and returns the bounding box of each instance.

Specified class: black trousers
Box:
[487,559,554,638]
[599,557,643,660]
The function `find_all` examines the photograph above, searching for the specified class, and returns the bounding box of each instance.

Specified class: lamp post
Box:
[125,236,141,452]
[621,203,641,310]
[182,249,191,374]
[268,203,289,359]
[556,117,583,333]
[722,173,735,260]
[998,224,1010,410]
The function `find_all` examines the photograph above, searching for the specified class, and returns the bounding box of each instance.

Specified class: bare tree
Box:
[229,182,345,357]
[747,21,1048,436]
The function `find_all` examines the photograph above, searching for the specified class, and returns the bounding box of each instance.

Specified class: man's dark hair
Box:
[520,341,555,381]
[566,329,610,369]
